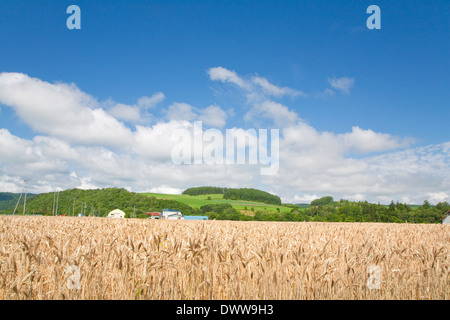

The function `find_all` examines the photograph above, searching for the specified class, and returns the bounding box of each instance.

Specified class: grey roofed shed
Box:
[442,210,450,224]
[107,209,126,218]
[443,215,450,224]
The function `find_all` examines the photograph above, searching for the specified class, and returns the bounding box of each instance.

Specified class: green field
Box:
[142,193,293,213]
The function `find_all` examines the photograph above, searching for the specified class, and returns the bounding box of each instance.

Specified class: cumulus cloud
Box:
[265,136,450,204]
[165,103,228,128]
[137,92,165,109]
[147,186,183,194]
[208,66,304,99]
[199,105,228,128]
[251,76,305,98]
[316,88,336,99]
[0,70,448,205]
[108,103,142,123]
[327,77,354,94]
[285,194,320,204]
[207,67,251,90]
[208,67,304,127]
[244,101,299,127]
[166,103,197,122]
[341,126,413,154]
[0,72,133,148]
[107,92,165,123]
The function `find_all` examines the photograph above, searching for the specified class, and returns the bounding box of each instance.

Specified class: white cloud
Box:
[208,67,303,127]
[0,72,133,148]
[133,120,191,161]
[108,103,142,122]
[316,88,335,99]
[244,101,299,127]
[166,103,197,122]
[106,92,165,123]
[137,92,165,109]
[341,126,413,154]
[0,71,448,206]
[428,192,449,205]
[147,186,183,194]
[199,105,228,128]
[266,135,450,204]
[327,77,354,94]
[251,76,305,98]
[207,67,251,90]
[165,103,228,128]
[208,66,305,100]
[285,194,319,204]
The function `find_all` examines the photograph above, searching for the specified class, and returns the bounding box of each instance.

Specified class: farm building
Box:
[442,210,450,224]
[107,209,126,219]
[161,209,184,220]
[183,216,209,220]
[146,212,161,219]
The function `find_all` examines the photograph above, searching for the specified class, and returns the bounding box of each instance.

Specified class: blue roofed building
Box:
[183,216,209,220]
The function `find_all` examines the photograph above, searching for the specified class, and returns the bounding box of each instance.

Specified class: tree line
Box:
[182,186,282,205]
[198,199,449,223]
[1,189,448,224]
[182,187,226,196]
[0,192,36,211]
[0,188,195,218]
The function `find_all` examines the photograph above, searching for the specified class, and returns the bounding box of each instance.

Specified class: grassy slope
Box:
[142,193,293,213]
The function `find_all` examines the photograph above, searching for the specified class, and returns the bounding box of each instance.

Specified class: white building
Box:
[107,209,126,219]
[161,209,184,220]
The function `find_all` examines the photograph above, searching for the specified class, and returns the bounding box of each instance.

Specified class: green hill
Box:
[2,187,446,223]
[1,188,195,217]
[182,186,282,205]
[182,186,226,196]
[142,192,292,214]
[0,192,36,212]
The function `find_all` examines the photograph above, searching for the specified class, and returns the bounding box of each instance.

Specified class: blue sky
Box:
[0,1,449,204]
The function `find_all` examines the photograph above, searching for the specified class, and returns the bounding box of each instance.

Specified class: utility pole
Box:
[22,179,29,215]
[73,199,75,216]
[52,191,56,216]
[55,191,59,216]
[12,185,24,216]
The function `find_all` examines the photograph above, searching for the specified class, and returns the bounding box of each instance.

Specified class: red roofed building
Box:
[146,212,161,219]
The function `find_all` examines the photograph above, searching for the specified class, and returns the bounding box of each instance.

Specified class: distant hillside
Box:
[223,188,281,205]
[3,188,195,217]
[182,187,226,196]
[182,186,281,205]
[2,188,446,223]
[143,192,292,214]
[0,192,36,211]
[293,204,310,209]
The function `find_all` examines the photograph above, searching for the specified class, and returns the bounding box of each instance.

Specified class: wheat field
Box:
[0,216,448,300]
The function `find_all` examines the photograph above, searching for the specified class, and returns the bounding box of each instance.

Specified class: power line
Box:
[12,179,30,215]
[23,179,29,215]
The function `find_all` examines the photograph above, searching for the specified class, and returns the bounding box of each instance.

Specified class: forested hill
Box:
[182,187,226,195]
[223,188,281,205]
[182,186,282,205]
[1,188,195,217]
[0,192,36,211]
